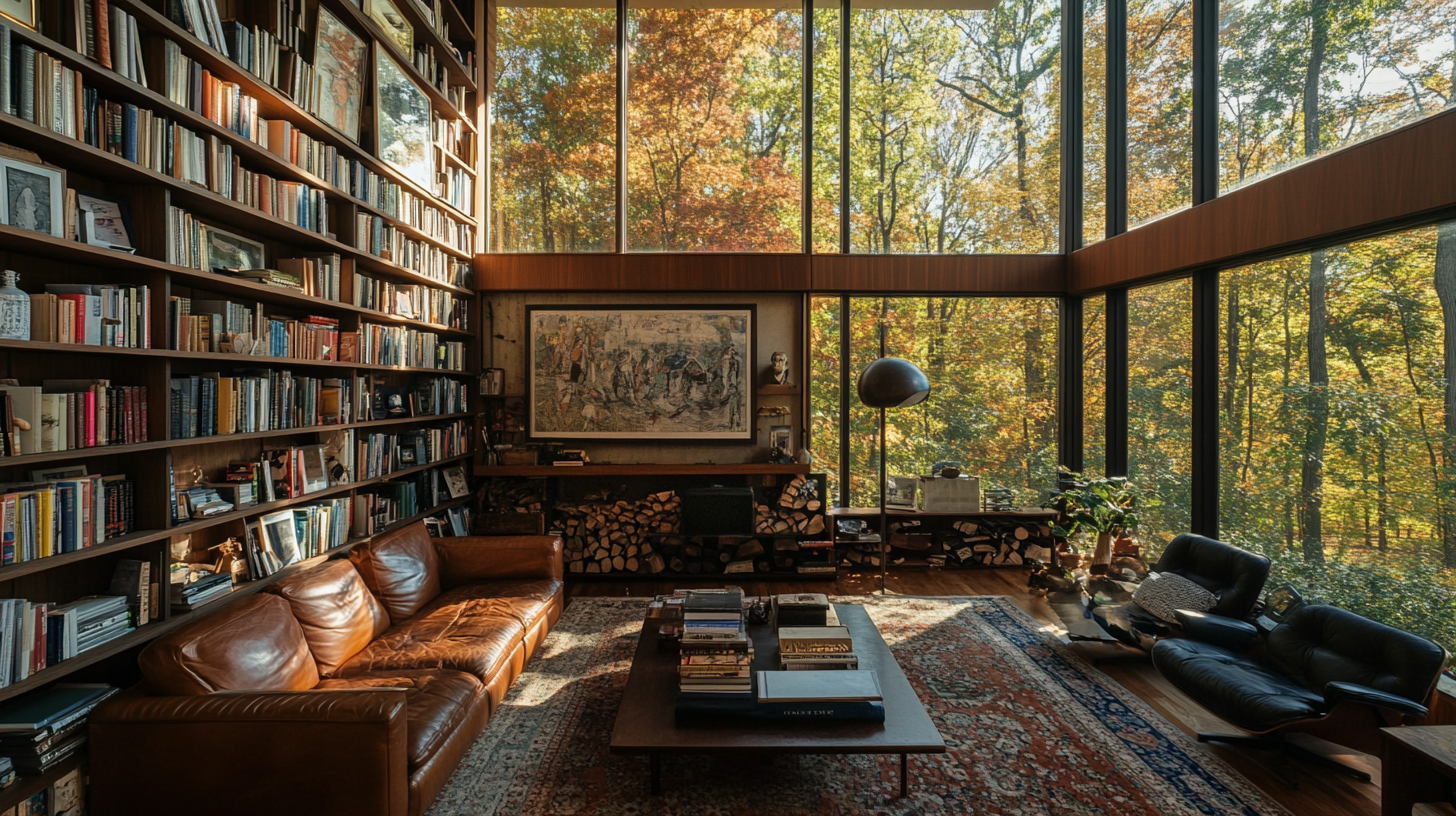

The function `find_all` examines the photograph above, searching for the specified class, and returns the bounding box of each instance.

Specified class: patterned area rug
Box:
[428,596,1289,815]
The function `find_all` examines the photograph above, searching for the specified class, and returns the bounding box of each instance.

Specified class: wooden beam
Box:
[809,254,1064,294]
[1068,109,1456,294]
[476,253,811,291]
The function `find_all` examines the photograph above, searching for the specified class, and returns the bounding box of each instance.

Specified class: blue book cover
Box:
[122,104,138,163]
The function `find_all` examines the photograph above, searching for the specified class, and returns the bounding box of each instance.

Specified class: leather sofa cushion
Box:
[315,669,484,771]
[271,559,392,677]
[1265,605,1449,704]
[350,523,442,621]
[439,579,562,633]
[139,594,320,696]
[336,591,526,684]
[1151,638,1327,731]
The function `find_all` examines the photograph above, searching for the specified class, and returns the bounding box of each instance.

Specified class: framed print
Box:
[0,158,63,237]
[29,465,87,482]
[526,305,755,441]
[368,0,413,54]
[258,509,301,567]
[0,0,35,30]
[313,7,367,143]
[374,46,431,191]
[201,225,266,273]
[299,444,329,494]
[886,475,918,509]
[76,192,135,251]
[442,464,469,498]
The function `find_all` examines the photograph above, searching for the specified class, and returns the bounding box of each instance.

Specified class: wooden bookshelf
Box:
[0,0,482,771]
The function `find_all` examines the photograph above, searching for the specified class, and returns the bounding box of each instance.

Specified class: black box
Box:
[680,486,755,537]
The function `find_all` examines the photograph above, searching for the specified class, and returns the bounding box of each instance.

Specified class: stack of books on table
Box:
[778,625,858,671]
[678,589,752,700]
[170,572,233,611]
[0,684,118,775]
[755,670,885,721]
[46,596,133,664]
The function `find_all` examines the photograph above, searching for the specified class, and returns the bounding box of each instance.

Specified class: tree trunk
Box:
[1282,265,1295,552]
[1300,250,1329,564]
[1224,281,1242,453]
[1434,220,1456,567]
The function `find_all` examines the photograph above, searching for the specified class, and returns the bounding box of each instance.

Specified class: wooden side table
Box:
[1380,726,1456,816]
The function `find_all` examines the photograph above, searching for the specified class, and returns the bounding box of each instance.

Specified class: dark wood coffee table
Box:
[610,603,947,796]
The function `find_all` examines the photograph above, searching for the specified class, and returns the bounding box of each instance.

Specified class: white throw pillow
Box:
[1132,571,1217,623]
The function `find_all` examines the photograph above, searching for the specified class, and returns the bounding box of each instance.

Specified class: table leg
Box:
[900,754,907,797]
[650,754,661,796]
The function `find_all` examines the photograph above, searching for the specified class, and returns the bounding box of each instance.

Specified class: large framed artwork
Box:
[526,305,755,441]
[373,45,431,191]
[313,7,367,143]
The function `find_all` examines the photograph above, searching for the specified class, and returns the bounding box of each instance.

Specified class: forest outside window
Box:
[1127,277,1192,551]
[1125,0,1192,228]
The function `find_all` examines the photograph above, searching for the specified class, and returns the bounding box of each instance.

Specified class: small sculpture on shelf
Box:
[763,350,792,386]
[0,270,29,340]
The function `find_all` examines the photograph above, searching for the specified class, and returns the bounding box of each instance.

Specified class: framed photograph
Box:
[0,157,63,237]
[526,305,755,441]
[769,424,792,457]
[257,509,301,568]
[442,464,469,498]
[0,0,36,30]
[29,465,87,482]
[76,192,135,251]
[886,475,919,509]
[374,45,431,191]
[201,225,266,273]
[392,289,416,318]
[368,0,413,54]
[313,7,367,143]
[299,444,329,494]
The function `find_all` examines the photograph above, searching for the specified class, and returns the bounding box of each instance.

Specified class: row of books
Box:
[433,112,476,167]
[354,213,474,288]
[1,474,137,564]
[169,370,354,438]
[0,381,147,456]
[355,422,468,481]
[28,283,151,348]
[241,496,353,581]
[170,295,338,360]
[0,597,132,689]
[438,162,474,217]
[678,589,753,699]
[351,474,466,538]
[354,323,466,371]
[412,376,470,417]
[352,276,469,330]
[0,685,118,775]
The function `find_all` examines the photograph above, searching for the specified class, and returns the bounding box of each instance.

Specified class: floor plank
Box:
[566,566,1417,816]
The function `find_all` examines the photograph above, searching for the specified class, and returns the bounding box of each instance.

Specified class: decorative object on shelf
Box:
[0,270,29,340]
[0,0,36,30]
[886,475,918,509]
[921,473,980,512]
[314,6,369,143]
[375,46,433,190]
[764,350,791,386]
[1049,468,1147,566]
[209,537,252,584]
[369,0,414,53]
[76,193,135,252]
[857,356,931,594]
[767,424,792,464]
[202,225,267,273]
[0,157,63,237]
[526,305,756,441]
[479,367,505,395]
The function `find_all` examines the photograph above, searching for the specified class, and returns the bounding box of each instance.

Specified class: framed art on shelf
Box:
[0,157,63,237]
[0,0,35,30]
[202,225,266,273]
[76,192,135,252]
[374,46,432,191]
[258,510,301,568]
[525,305,756,441]
[367,0,413,53]
[313,6,368,143]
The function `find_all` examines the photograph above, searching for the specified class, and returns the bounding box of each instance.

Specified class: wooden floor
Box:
[568,567,1456,816]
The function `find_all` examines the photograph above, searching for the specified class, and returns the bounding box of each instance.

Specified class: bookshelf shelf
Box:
[0,340,473,377]
[0,750,83,813]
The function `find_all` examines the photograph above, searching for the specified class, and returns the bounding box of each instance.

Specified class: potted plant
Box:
[1049,468,1145,566]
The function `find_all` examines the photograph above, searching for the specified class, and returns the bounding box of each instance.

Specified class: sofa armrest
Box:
[90,690,409,816]
[1323,680,1429,718]
[1174,610,1261,651]
[436,535,563,586]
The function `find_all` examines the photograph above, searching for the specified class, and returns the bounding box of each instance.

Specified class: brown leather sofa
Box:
[89,524,563,816]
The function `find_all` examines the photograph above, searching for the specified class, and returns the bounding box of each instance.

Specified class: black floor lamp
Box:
[856,357,931,595]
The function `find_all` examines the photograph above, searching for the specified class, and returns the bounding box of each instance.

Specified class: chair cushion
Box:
[1265,605,1449,704]
[271,559,392,677]
[1133,571,1217,623]
[139,594,320,696]
[315,669,484,771]
[1152,534,1271,619]
[350,522,442,621]
[336,591,526,683]
[442,579,563,633]
[1151,638,1328,732]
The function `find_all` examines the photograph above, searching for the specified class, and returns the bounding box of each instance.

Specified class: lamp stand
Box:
[879,405,888,596]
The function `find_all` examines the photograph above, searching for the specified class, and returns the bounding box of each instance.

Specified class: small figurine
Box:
[764,350,791,386]
[210,537,251,584]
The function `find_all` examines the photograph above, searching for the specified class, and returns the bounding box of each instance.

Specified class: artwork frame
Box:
[526,305,756,441]
[298,444,329,494]
[367,0,414,54]
[373,45,432,191]
[76,192,135,251]
[886,475,919,509]
[257,509,301,568]
[0,157,64,237]
[201,225,266,273]
[313,6,368,144]
[0,0,36,30]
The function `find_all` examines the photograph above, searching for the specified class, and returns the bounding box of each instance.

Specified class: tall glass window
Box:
[626,0,803,251]
[490,1,618,252]
[1126,0,1192,228]
[1082,294,1107,476]
[1218,0,1456,193]
[809,296,842,503]
[812,1,841,253]
[848,0,1061,254]
[1127,278,1192,552]
[1082,0,1107,246]
[1219,221,1456,655]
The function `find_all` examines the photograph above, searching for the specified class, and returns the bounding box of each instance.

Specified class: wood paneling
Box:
[477,254,812,291]
[810,254,1065,294]
[1068,109,1456,293]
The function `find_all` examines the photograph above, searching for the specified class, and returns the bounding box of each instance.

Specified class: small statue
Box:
[764,350,791,386]
[210,537,251,584]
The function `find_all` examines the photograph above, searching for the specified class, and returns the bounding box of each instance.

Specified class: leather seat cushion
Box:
[139,594,320,696]
[350,523,443,621]
[336,593,526,684]
[315,669,484,771]
[439,579,562,633]
[1151,638,1327,731]
[271,560,391,676]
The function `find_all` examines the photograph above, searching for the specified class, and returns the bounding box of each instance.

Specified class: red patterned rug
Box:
[428,596,1288,815]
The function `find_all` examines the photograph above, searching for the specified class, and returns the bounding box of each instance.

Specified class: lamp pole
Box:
[879,405,889,595]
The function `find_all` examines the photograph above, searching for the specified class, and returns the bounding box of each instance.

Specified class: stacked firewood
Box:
[754,475,826,536]
[942,519,1054,567]
[558,491,679,574]
[481,479,544,514]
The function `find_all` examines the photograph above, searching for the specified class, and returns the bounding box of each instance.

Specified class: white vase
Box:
[0,271,29,341]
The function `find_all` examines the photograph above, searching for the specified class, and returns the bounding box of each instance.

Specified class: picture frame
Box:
[886,475,919,509]
[769,424,792,458]
[526,305,756,441]
[0,157,64,237]
[76,192,135,251]
[368,0,413,54]
[373,45,432,191]
[0,0,36,30]
[299,444,329,494]
[313,6,368,143]
[201,225,266,273]
[29,465,87,482]
[257,509,301,568]
[442,464,469,498]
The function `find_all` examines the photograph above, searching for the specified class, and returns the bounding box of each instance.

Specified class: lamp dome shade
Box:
[857,357,931,408]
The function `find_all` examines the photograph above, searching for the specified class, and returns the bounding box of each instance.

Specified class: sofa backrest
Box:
[271,559,392,676]
[1267,604,1448,703]
[349,521,441,621]
[139,594,320,695]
